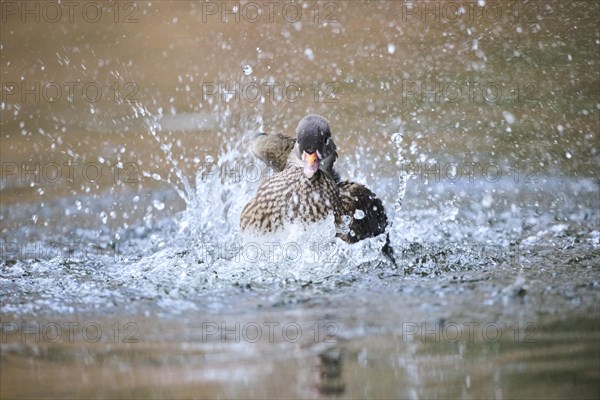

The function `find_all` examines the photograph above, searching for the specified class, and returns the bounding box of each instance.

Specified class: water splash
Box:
[391,121,410,214]
[7,103,593,316]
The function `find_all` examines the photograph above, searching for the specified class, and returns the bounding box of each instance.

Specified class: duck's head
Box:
[295,114,337,179]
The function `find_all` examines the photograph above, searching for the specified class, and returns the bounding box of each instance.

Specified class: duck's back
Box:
[240,167,342,234]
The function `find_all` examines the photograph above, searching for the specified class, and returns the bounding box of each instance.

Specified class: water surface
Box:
[1,1,599,398]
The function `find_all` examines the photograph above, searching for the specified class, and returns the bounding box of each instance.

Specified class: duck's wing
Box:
[337,181,388,243]
[251,133,296,172]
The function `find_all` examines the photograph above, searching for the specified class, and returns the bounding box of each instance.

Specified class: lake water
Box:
[1,1,599,398]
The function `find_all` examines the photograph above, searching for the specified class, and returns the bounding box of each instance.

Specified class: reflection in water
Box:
[1,318,598,398]
[314,348,345,395]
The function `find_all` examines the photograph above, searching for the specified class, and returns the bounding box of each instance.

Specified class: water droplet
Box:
[391,132,403,145]
[340,215,352,234]
[481,194,493,208]
[153,200,165,210]
[353,209,365,220]
[387,43,396,54]
[502,111,515,125]
[565,151,572,159]
[304,48,314,61]
[242,65,253,75]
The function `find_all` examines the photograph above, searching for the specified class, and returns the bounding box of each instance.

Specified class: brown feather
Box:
[241,118,388,244]
[251,133,296,172]
[240,167,342,233]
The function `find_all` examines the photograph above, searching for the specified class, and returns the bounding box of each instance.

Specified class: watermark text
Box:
[202,81,338,104]
[1,241,141,262]
[1,1,139,24]
[1,160,139,186]
[1,81,139,104]
[201,1,339,24]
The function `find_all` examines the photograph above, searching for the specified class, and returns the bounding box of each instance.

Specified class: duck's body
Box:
[240,115,388,244]
[240,167,342,233]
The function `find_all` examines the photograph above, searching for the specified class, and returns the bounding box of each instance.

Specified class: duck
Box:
[240,114,388,245]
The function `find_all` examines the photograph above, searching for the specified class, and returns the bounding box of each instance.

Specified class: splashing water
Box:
[4,99,596,317]
[391,122,410,215]
[97,103,386,302]
[111,102,397,299]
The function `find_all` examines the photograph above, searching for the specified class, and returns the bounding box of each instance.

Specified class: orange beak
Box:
[303,151,320,178]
